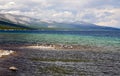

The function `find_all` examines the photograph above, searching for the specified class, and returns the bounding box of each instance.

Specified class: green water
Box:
[0,33,120,48]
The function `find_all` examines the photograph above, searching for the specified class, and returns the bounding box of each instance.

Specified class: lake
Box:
[0,30,120,76]
[0,30,120,48]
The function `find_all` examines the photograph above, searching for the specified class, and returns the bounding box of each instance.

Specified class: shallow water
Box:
[0,30,120,47]
[0,31,120,76]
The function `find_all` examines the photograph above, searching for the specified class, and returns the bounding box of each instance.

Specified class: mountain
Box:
[0,14,37,30]
[0,13,119,31]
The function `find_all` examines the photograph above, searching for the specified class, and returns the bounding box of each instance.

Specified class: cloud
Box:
[97,20,119,27]
[0,2,16,9]
[0,0,120,28]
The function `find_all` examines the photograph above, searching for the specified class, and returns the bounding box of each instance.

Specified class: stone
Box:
[9,66,18,71]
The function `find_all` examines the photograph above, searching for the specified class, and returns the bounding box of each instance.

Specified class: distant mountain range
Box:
[0,13,119,31]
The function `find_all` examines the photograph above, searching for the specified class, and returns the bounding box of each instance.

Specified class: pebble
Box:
[9,66,18,71]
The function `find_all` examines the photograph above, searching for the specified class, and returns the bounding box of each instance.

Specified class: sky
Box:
[0,0,120,28]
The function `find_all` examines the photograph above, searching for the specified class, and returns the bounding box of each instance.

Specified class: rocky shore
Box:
[0,50,14,58]
[0,44,120,76]
[1,43,119,52]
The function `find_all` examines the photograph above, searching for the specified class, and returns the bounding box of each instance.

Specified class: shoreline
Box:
[0,43,119,52]
[0,43,105,51]
[0,44,120,76]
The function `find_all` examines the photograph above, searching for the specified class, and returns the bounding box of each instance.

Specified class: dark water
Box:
[0,30,120,47]
[0,30,120,38]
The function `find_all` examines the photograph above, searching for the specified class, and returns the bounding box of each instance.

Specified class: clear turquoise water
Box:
[0,31,120,47]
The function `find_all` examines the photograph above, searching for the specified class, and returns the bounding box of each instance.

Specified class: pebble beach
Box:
[0,44,120,76]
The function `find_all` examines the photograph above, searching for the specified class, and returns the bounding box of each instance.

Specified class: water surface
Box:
[0,31,120,48]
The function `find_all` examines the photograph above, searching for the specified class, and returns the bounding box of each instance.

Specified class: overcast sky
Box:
[0,0,120,28]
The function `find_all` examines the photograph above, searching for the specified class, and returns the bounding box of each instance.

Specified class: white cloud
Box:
[0,2,16,9]
[0,0,120,28]
[94,8,120,28]
[97,20,119,27]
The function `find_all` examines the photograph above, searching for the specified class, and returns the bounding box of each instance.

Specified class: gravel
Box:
[0,46,120,76]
